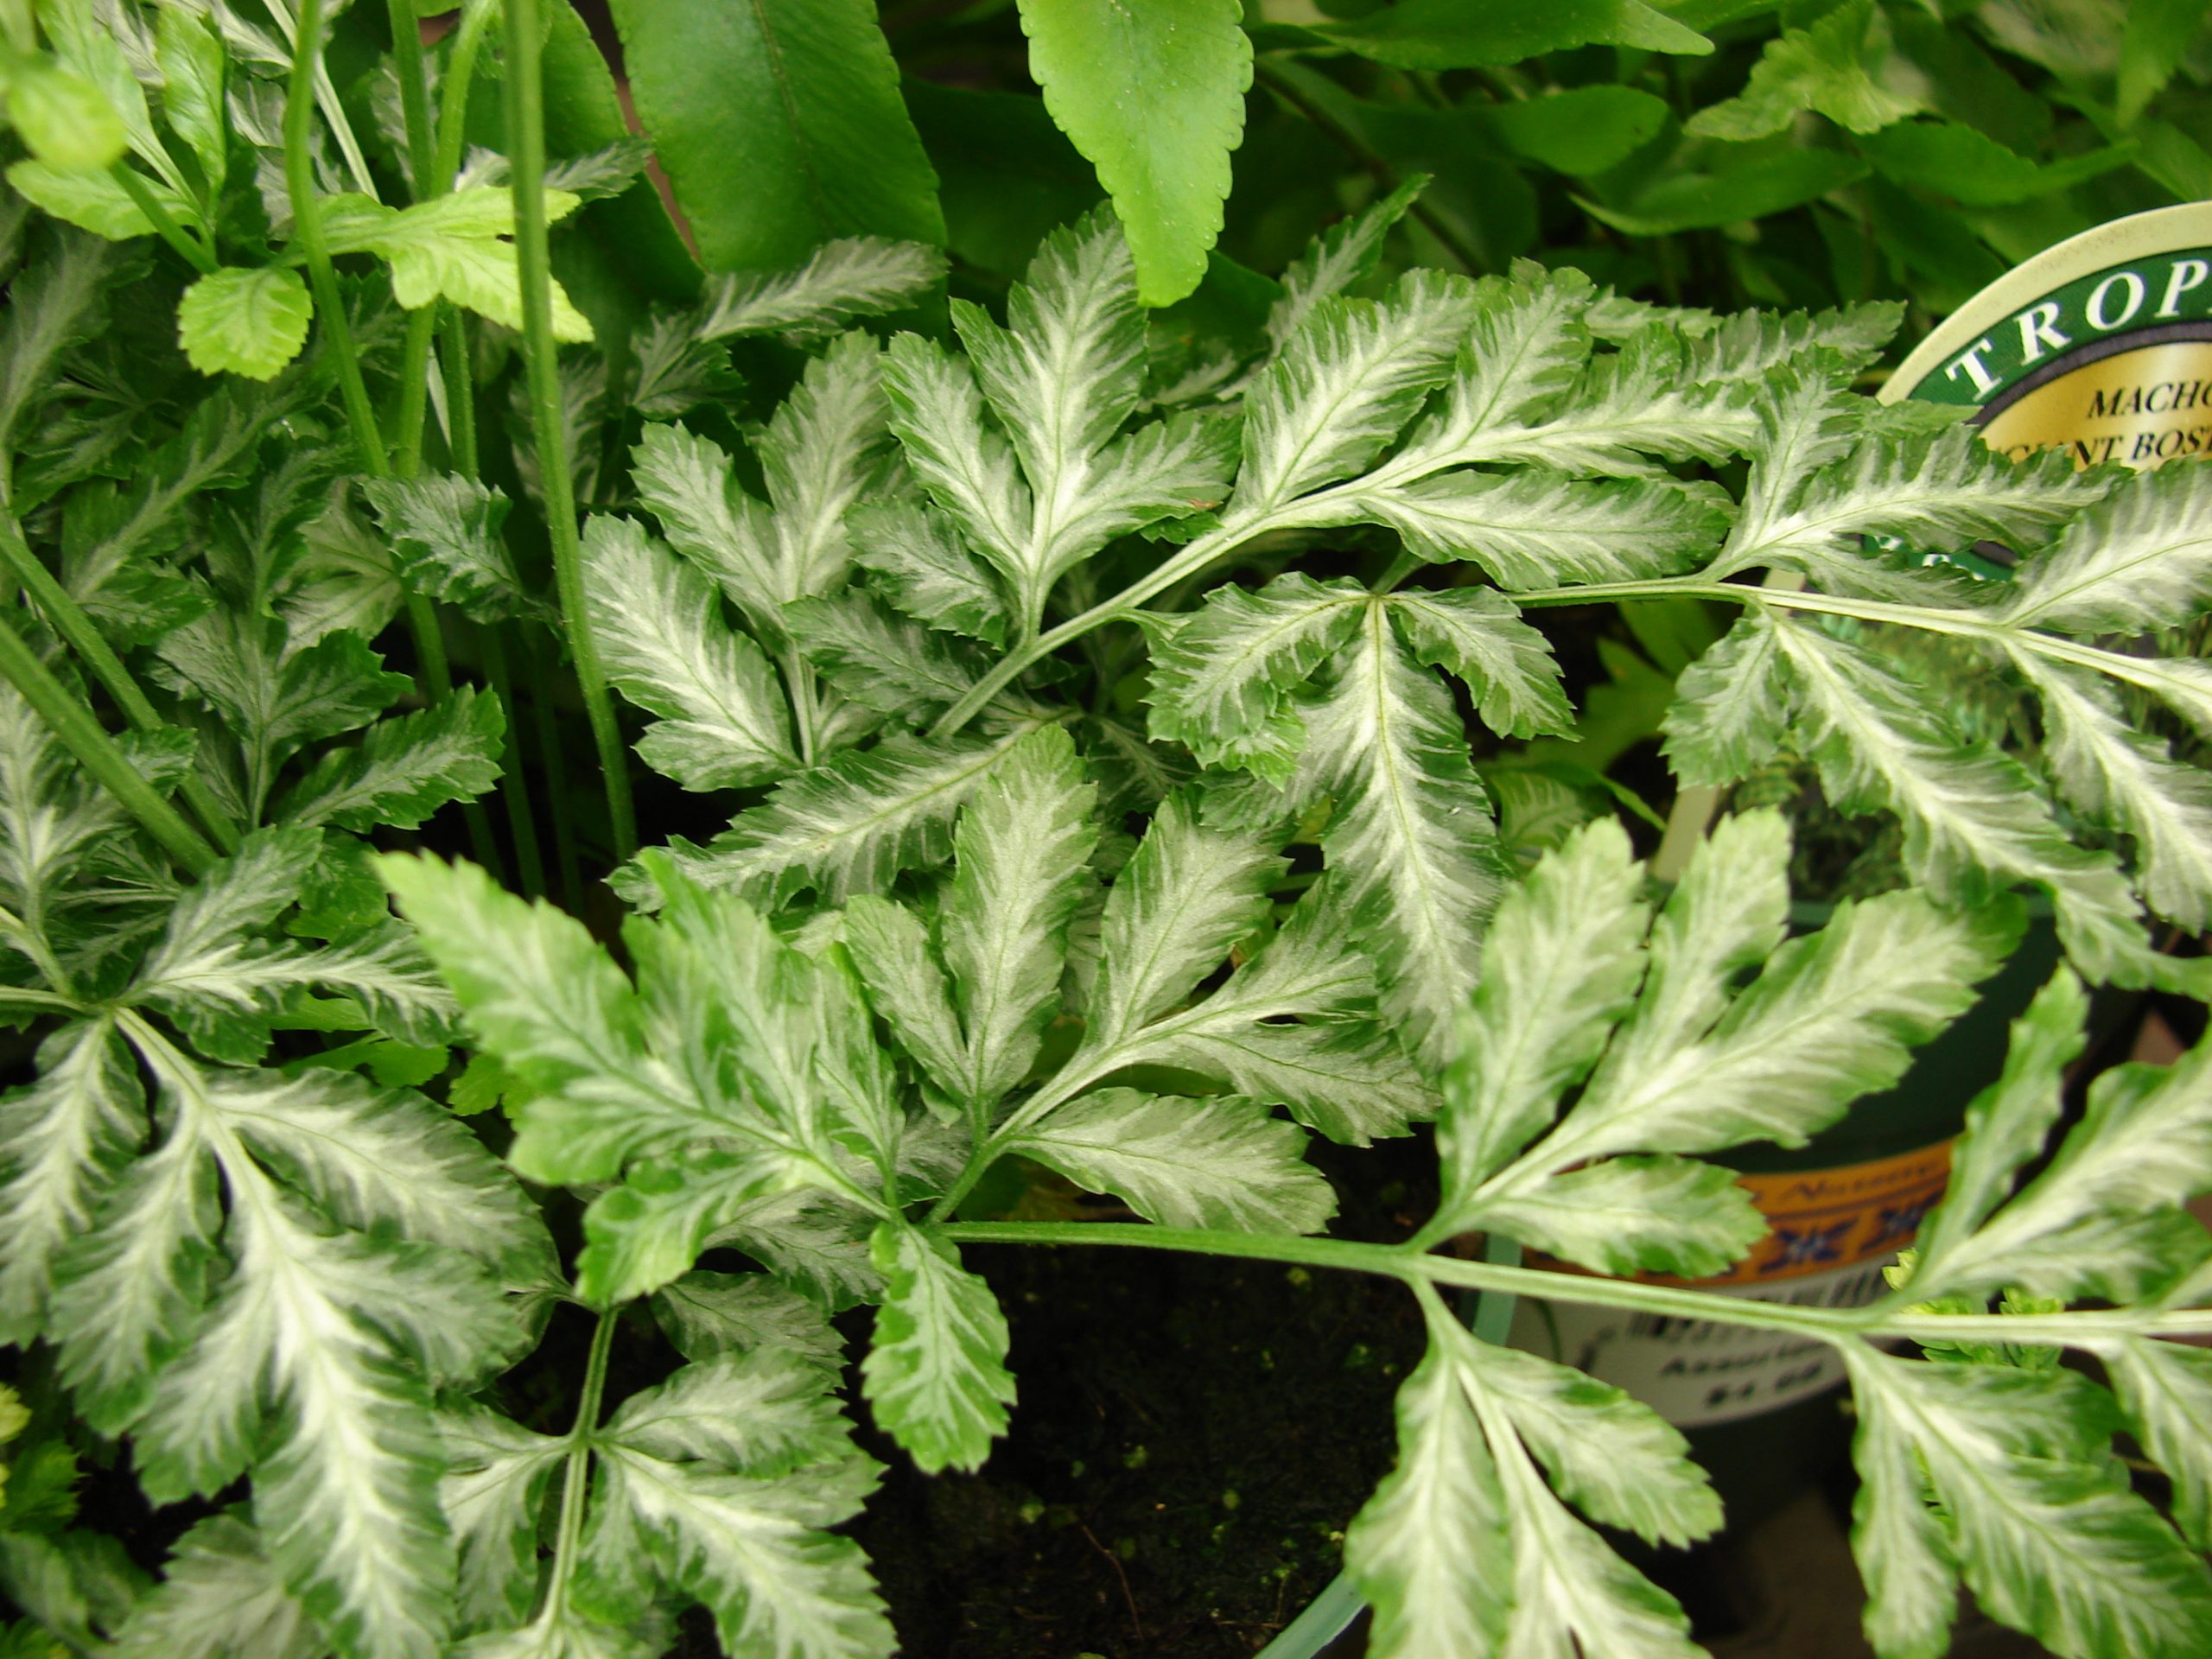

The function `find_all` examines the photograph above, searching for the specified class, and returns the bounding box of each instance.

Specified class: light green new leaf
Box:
[1144,573,1367,780]
[360,474,530,623]
[582,516,796,791]
[176,268,311,382]
[4,160,194,240]
[1234,273,1476,513]
[632,721,1045,911]
[1687,0,1920,140]
[939,727,1097,1110]
[1386,588,1573,739]
[321,188,594,340]
[277,690,505,833]
[107,1512,316,1659]
[1859,121,2135,207]
[1846,1351,2212,1659]
[1007,1088,1335,1233]
[2004,458,2212,635]
[1087,789,1281,1046]
[1435,817,1648,1213]
[4,57,126,172]
[696,238,947,340]
[861,1224,1014,1474]
[1016,0,1251,306]
[2120,0,2207,124]
[40,0,182,193]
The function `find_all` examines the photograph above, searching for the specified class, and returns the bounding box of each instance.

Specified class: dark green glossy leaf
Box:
[610,0,943,272]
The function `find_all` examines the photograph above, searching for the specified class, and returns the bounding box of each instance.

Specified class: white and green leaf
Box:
[582,516,797,791]
[860,1224,1014,1475]
[1006,1088,1335,1233]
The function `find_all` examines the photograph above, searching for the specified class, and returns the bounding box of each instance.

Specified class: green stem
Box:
[932,516,1256,736]
[440,314,480,474]
[480,624,545,899]
[434,0,497,194]
[111,165,214,273]
[530,648,584,911]
[783,651,819,767]
[437,308,534,884]
[284,0,389,480]
[504,0,636,860]
[535,1309,616,1628]
[385,0,441,474]
[384,0,437,194]
[0,515,240,850]
[940,1222,2212,1345]
[0,611,214,875]
[0,982,81,1015]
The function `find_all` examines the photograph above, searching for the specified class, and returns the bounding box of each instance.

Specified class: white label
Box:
[1506,1258,1895,1427]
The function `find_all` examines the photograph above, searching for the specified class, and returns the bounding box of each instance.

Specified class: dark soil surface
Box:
[850,1134,1438,1659]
